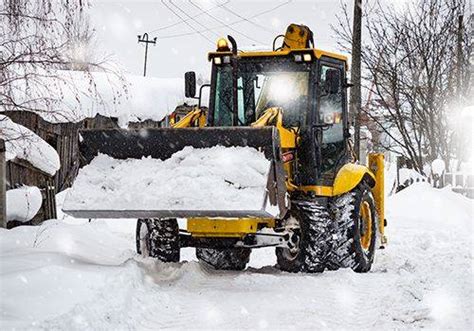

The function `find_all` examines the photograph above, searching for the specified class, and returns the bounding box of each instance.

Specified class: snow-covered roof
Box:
[0,115,60,175]
[4,70,194,126]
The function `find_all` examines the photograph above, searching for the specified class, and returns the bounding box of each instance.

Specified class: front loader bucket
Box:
[63,127,287,219]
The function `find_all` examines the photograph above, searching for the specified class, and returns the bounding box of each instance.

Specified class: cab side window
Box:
[318,64,345,173]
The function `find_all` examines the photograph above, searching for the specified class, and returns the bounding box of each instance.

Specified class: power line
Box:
[219,2,277,35]
[154,0,292,40]
[160,0,215,44]
[189,0,264,45]
[168,0,220,38]
[149,1,230,34]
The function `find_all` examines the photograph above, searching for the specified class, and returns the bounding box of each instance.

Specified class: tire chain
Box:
[292,198,334,271]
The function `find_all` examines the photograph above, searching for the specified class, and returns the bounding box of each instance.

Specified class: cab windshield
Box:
[211,58,311,127]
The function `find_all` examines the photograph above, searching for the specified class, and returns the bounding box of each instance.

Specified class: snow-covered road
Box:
[1,183,473,330]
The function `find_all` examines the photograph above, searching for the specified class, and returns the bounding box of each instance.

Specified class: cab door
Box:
[316,59,349,179]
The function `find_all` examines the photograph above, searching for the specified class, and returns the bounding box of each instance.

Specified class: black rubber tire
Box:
[196,248,251,271]
[136,218,180,263]
[328,183,378,273]
[275,199,332,273]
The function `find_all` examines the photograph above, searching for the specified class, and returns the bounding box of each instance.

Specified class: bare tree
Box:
[63,5,102,71]
[333,0,471,173]
[0,0,112,119]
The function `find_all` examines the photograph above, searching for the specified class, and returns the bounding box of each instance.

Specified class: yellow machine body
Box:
[188,218,275,238]
[169,25,385,242]
[172,107,207,128]
[368,153,387,245]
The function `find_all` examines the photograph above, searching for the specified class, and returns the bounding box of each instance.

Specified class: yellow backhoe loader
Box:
[65,24,387,273]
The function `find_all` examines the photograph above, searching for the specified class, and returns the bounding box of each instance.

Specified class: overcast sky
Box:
[90,0,359,79]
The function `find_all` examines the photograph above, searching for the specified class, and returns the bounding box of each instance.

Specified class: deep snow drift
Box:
[63,146,271,214]
[1,183,472,330]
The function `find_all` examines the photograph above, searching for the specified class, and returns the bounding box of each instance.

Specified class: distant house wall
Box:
[128,119,163,129]
[82,114,119,129]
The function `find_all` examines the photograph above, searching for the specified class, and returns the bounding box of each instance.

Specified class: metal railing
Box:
[443,172,474,198]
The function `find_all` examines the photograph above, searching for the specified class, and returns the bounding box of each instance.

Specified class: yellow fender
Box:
[333,163,376,196]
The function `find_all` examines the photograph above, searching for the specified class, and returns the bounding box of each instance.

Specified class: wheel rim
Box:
[280,215,301,261]
[359,201,373,252]
[138,220,150,257]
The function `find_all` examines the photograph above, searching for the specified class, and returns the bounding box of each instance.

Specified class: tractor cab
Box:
[200,33,350,185]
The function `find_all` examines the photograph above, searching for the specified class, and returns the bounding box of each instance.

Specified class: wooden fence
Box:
[4,111,83,193]
[3,110,165,224]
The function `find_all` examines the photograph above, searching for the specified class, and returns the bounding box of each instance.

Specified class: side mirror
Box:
[185,71,196,98]
[325,69,340,94]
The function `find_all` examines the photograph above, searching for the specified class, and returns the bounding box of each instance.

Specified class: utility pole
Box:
[137,33,157,77]
[350,0,363,161]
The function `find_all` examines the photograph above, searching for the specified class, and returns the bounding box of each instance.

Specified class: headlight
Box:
[213,57,222,65]
[293,54,302,62]
[268,75,294,102]
[323,113,334,124]
[303,53,312,62]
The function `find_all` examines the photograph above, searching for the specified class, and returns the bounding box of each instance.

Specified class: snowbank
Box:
[63,146,271,214]
[0,219,135,328]
[4,70,193,126]
[0,115,60,175]
[387,182,473,230]
[6,186,43,222]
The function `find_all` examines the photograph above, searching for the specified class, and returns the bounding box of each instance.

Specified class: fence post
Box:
[0,139,6,227]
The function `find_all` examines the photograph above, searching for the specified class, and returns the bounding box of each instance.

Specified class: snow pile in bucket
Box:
[63,146,271,213]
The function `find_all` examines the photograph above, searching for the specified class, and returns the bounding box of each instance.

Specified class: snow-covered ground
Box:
[1,183,472,330]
